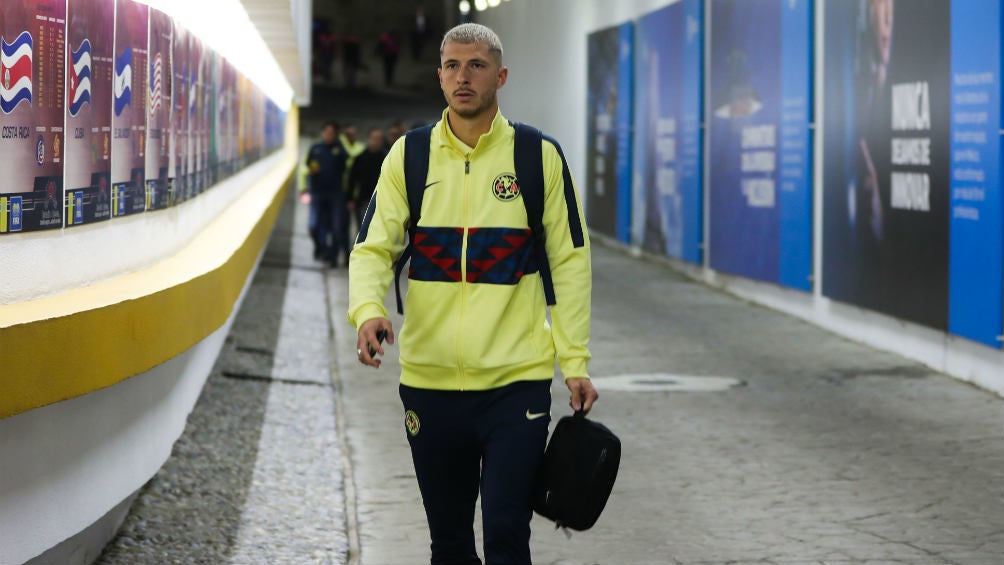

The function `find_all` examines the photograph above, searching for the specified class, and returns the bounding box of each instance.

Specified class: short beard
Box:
[446,91,496,119]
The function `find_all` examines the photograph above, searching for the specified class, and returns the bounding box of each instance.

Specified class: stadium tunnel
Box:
[2,1,1003,564]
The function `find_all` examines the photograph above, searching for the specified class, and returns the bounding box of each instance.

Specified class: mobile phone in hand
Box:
[368,329,387,357]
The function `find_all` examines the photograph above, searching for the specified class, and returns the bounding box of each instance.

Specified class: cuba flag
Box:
[0,31,32,114]
[114,47,132,116]
[69,38,92,117]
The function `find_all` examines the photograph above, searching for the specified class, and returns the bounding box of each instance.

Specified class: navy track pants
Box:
[399,380,552,565]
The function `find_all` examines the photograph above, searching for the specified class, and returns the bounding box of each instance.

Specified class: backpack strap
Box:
[395,123,434,314]
[395,121,556,314]
[511,121,557,306]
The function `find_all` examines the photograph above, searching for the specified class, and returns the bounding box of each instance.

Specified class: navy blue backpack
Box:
[392,121,557,314]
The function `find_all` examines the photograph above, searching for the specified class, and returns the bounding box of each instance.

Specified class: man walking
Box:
[346,127,387,235]
[305,121,349,264]
[348,23,597,565]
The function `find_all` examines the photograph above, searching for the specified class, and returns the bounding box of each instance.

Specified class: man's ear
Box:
[497,66,508,89]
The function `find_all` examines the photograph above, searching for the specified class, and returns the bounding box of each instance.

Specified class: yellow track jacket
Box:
[348,109,591,390]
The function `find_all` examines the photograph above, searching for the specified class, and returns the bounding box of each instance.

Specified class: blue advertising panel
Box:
[586,22,633,243]
[632,0,703,264]
[616,23,633,244]
[708,0,812,290]
[822,0,953,331]
[949,0,1003,347]
[779,0,813,288]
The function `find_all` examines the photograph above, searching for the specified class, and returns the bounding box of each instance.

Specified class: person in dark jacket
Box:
[347,127,387,236]
[305,121,349,264]
[384,119,405,152]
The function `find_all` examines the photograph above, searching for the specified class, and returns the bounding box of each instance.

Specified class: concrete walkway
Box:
[98,183,1004,565]
[328,232,1004,564]
[97,184,347,565]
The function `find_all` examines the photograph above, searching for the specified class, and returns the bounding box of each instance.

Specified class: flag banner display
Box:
[169,21,187,203]
[0,0,66,233]
[110,0,147,217]
[216,57,237,180]
[185,33,201,195]
[198,45,213,190]
[65,0,114,228]
[143,6,170,211]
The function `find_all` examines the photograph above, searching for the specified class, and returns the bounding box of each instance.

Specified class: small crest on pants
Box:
[405,410,421,436]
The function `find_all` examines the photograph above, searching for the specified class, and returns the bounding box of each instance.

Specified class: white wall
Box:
[481,0,1004,396]
[482,1,677,197]
[0,271,253,565]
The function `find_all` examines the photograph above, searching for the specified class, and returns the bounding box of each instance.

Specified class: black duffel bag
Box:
[531,410,621,531]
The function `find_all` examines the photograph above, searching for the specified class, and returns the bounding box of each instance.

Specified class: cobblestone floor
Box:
[96,181,347,565]
[95,136,1004,565]
[329,243,1004,565]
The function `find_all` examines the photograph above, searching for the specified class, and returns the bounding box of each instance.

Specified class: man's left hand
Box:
[565,377,598,414]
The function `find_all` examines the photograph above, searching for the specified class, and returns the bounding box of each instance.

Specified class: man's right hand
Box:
[357,318,395,368]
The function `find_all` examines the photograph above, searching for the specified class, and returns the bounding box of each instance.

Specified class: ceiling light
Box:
[133,0,291,109]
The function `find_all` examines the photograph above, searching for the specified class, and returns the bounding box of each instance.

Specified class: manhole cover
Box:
[591,374,744,392]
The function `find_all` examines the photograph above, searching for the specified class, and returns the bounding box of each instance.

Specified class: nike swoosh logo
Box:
[424,181,441,189]
[525,410,547,421]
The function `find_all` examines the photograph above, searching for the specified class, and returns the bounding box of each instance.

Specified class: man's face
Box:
[321,125,336,145]
[344,126,357,143]
[387,126,401,144]
[870,0,894,66]
[367,129,385,151]
[438,41,507,120]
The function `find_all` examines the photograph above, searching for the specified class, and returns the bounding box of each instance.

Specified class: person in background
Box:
[412,6,428,59]
[340,125,367,163]
[304,121,349,264]
[342,33,362,90]
[317,29,338,83]
[377,31,401,86]
[385,119,405,151]
[346,127,387,237]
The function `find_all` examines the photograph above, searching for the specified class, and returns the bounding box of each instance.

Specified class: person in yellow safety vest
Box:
[339,125,367,235]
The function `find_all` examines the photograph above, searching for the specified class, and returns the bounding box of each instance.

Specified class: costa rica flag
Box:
[0,31,32,114]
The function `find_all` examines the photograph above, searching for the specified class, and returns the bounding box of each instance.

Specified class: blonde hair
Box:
[440,23,503,64]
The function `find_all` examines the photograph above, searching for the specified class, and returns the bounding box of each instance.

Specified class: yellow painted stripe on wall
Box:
[0,156,295,420]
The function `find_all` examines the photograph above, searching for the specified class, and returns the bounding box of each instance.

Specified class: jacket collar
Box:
[435,108,509,153]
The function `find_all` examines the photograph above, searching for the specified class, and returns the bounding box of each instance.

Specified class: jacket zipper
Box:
[458,155,471,390]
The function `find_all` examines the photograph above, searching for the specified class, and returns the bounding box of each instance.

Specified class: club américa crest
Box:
[492,172,520,201]
[404,410,421,436]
